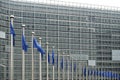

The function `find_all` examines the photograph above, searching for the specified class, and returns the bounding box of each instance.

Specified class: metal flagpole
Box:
[72,58,73,80]
[76,59,77,80]
[67,56,69,80]
[22,24,25,80]
[46,42,49,80]
[10,15,14,80]
[31,32,35,80]
[58,49,60,80]
[86,65,88,80]
[82,64,84,80]
[52,46,55,80]
[39,37,42,80]
[62,52,65,80]
[53,65,55,80]
[79,63,81,80]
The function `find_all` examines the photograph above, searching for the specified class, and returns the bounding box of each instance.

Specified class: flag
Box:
[96,69,99,76]
[60,58,63,69]
[70,61,72,72]
[52,49,54,65]
[115,73,119,79]
[33,37,45,54]
[74,63,76,72]
[98,71,102,77]
[48,53,50,64]
[88,69,90,76]
[90,69,93,75]
[93,70,97,76]
[56,54,58,67]
[88,68,93,76]
[101,71,104,77]
[10,22,15,46]
[112,73,116,79]
[66,59,68,70]
[83,67,86,76]
[109,72,113,78]
[22,34,28,52]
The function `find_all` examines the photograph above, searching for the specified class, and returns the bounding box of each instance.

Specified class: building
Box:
[0,0,120,79]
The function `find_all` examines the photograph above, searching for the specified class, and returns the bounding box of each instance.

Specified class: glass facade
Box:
[0,0,120,79]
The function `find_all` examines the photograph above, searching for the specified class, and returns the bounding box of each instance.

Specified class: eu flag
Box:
[33,37,45,54]
[108,72,112,78]
[22,34,28,52]
[88,68,93,76]
[70,61,72,72]
[83,67,86,76]
[66,59,68,70]
[48,53,50,64]
[74,63,76,72]
[93,70,96,76]
[52,49,54,65]
[96,70,99,76]
[88,69,90,76]
[56,54,58,67]
[60,58,63,69]
[10,22,15,46]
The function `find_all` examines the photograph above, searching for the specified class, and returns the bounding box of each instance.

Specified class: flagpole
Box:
[58,49,60,80]
[82,64,83,80]
[31,32,35,80]
[10,15,14,80]
[67,55,69,80]
[86,65,88,80]
[62,52,65,80]
[46,42,49,80]
[22,24,25,80]
[76,59,77,80]
[39,37,42,80]
[71,58,73,80]
[79,63,81,80]
[52,65,55,80]
[52,46,55,80]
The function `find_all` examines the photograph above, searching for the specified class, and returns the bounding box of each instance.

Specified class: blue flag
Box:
[93,70,96,76]
[101,71,105,77]
[70,61,72,72]
[10,22,15,46]
[90,69,93,75]
[88,68,93,76]
[60,58,63,69]
[22,34,28,52]
[56,54,58,67]
[74,63,76,72]
[108,71,112,78]
[83,67,86,76]
[115,73,119,79]
[105,72,109,77]
[33,37,45,54]
[88,69,90,76]
[66,59,68,70]
[112,73,116,78]
[99,71,101,77]
[96,70,99,76]
[48,53,50,64]
[52,49,54,65]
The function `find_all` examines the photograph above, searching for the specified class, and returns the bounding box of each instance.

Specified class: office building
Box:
[0,0,120,79]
